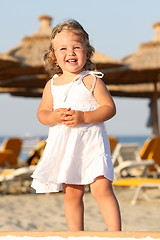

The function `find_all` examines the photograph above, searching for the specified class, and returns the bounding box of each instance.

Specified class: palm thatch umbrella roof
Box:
[0,15,52,97]
[103,22,160,136]
[103,22,160,84]
[0,15,122,98]
[123,22,160,69]
[0,56,20,69]
[92,51,122,69]
[108,82,160,98]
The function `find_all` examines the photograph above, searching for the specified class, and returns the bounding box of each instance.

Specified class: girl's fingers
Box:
[65,109,75,116]
[61,115,74,121]
[62,119,75,127]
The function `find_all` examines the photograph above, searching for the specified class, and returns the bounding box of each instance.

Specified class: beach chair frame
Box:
[112,143,154,178]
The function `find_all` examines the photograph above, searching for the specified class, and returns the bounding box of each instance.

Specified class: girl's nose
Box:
[68,48,75,56]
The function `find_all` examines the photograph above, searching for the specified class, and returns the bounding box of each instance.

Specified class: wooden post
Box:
[152,81,159,136]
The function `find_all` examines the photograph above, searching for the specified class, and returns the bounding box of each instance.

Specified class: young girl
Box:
[31,19,121,231]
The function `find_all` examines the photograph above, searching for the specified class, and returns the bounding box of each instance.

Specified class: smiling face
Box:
[53,30,87,76]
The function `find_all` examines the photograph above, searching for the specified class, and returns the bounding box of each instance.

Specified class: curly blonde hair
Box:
[44,19,96,77]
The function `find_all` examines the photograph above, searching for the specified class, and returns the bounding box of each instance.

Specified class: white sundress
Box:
[31,70,114,193]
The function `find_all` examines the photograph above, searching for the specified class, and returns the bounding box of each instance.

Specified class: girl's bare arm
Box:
[84,77,116,123]
[37,80,67,126]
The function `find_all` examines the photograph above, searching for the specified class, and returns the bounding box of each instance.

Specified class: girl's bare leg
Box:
[90,176,121,231]
[62,183,84,231]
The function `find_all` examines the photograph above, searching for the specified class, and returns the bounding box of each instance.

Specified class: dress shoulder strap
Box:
[51,74,59,90]
[50,78,53,92]
[81,71,104,92]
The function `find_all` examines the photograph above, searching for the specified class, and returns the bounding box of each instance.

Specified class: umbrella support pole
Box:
[152,81,159,136]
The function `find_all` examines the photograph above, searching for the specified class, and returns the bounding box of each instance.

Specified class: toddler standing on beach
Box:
[31,19,121,231]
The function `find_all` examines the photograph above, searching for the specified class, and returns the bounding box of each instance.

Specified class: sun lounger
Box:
[0,166,36,195]
[108,136,118,154]
[0,137,22,167]
[140,137,160,174]
[0,168,15,195]
[139,137,157,159]
[113,177,160,205]
[26,139,46,165]
[112,143,154,178]
[0,150,13,167]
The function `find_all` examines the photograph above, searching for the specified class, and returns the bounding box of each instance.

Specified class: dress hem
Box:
[31,173,113,193]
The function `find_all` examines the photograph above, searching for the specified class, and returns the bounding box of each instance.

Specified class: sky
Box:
[0,0,160,137]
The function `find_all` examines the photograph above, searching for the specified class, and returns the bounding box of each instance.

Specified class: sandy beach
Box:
[0,185,160,232]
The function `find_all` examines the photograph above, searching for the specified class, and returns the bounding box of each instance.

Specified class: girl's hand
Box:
[61,109,84,127]
[54,108,69,123]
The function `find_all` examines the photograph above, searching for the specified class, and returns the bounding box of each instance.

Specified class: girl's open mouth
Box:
[66,59,78,63]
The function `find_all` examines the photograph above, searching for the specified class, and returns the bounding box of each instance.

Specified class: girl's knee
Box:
[90,176,113,200]
[63,184,84,202]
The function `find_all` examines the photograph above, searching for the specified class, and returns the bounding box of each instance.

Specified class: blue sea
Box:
[0,135,149,162]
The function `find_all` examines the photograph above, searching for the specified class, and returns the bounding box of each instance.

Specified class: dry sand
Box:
[0,185,160,232]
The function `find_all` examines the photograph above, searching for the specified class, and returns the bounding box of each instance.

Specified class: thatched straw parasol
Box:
[92,51,122,69]
[0,15,122,98]
[0,56,20,69]
[102,22,160,85]
[103,22,160,136]
[0,15,53,97]
[108,82,160,98]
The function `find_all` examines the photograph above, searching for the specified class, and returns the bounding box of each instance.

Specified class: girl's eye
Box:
[60,48,66,51]
[74,46,81,49]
